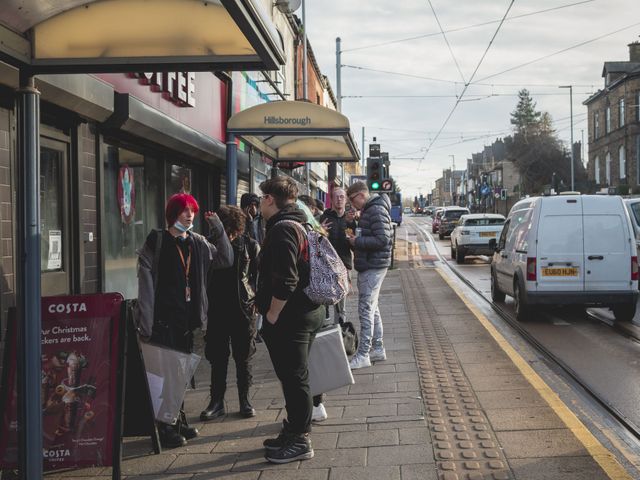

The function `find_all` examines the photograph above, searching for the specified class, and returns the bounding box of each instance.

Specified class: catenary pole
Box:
[302,0,311,194]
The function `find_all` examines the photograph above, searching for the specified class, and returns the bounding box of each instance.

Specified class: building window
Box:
[594,112,600,138]
[619,145,626,180]
[605,106,611,134]
[619,98,625,127]
[594,155,600,184]
[605,152,611,184]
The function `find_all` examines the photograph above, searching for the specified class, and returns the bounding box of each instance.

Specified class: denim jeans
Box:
[356,268,388,356]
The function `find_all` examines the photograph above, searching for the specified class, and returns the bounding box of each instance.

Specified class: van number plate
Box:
[541,267,578,277]
[479,232,496,237]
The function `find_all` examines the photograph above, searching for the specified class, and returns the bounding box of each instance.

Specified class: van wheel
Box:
[513,281,530,321]
[450,245,456,259]
[456,245,465,264]
[491,271,505,302]
[612,304,636,322]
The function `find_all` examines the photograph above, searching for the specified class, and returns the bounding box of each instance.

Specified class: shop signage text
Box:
[264,115,311,126]
[128,72,196,107]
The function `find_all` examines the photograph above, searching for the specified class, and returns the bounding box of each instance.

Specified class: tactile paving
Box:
[402,268,515,480]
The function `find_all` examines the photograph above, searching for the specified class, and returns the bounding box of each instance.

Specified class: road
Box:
[402,214,640,437]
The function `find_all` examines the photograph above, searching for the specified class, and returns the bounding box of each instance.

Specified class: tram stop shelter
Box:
[226,100,360,177]
[0,1,285,478]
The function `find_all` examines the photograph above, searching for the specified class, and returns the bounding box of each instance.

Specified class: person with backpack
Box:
[200,206,260,421]
[135,193,232,449]
[345,181,393,370]
[256,176,325,464]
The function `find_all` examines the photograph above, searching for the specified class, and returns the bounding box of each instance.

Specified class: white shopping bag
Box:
[139,342,201,425]
[308,325,354,396]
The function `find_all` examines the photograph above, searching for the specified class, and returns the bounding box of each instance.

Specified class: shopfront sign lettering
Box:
[48,303,88,314]
[264,115,311,126]
[129,72,196,107]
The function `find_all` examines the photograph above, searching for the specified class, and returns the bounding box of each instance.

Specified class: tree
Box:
[510,89,541,140]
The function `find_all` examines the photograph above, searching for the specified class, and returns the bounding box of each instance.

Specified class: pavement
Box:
[41,234,636,480]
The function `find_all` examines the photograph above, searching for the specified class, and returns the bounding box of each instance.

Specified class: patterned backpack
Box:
[277,220,349,305]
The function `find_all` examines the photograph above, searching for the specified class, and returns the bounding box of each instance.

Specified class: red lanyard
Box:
[176,244,192,302]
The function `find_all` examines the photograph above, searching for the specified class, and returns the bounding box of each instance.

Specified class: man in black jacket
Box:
[257,176,324,464]
[345,181,393,370]
[320,187,356,324]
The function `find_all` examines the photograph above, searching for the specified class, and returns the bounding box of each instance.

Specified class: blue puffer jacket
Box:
[354,193,393,272]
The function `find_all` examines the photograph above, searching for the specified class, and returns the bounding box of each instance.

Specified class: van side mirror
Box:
[488,238,497,251]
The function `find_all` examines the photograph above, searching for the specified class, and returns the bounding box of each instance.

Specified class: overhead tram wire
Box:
[417,0,516,172]
[473,21,640,83]
[427,0,466,84]
[341,0,595,53]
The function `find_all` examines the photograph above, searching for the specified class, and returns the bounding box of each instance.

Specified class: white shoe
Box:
[349,353,371,370]
[312,403,328,422]
[369,347,387,362]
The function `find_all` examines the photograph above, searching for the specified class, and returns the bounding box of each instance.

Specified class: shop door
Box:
[40,137,71,296]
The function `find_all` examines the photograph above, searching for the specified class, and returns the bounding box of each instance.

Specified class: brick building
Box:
[584,42,640,189]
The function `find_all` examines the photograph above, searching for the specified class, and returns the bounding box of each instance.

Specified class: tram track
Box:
[407,218,640,443]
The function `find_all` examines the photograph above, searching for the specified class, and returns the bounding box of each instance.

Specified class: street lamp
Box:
[559,85,575,191]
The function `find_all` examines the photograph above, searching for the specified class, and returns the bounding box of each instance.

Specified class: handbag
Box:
[308,325,355,396]
[338,319,358,356]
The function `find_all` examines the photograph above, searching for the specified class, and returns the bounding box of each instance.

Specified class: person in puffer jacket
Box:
[345,181,393,370]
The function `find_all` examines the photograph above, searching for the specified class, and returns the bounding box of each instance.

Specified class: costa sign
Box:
[128,72,196,107]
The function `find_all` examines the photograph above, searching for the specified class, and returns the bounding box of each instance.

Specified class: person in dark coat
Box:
[257,176,324,464]
[241,193,265,245]
[201,206,260,421]
[345,181,393,370]
[136,193,232,448]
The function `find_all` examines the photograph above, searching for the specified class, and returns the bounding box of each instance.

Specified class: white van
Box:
[489,194,639,322]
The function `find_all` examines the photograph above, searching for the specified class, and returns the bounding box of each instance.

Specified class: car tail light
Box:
[526,258,537,281]
[632,256,639,281]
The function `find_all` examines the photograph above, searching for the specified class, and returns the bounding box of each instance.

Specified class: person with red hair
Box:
[135,192,232,449]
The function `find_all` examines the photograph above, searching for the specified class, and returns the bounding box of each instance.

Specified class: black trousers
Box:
[262,306,324,434]
[204,312,257,398]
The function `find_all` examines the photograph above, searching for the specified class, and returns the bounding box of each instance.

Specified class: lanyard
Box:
[176,243,192,302]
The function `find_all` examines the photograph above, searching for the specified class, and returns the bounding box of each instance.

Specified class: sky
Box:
[303,0,640,199]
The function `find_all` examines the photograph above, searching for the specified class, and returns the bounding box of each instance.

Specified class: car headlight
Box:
[460,230,470,235]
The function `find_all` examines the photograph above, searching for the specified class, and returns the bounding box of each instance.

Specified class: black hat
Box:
[240,193,260,209]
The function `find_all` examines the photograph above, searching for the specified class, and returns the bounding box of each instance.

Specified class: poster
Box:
[0,293,124,471]
[47,230,62,270]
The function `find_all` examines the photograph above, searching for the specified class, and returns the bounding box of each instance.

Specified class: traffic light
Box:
[367,157,382,191]
[500,188,507,200]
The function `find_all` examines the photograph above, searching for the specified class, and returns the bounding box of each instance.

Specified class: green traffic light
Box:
[371,181,380,190]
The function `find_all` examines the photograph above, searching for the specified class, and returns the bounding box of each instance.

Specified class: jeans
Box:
[356,268,388,356]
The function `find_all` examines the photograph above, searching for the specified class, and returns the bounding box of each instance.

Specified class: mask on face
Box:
[173,220,193,233]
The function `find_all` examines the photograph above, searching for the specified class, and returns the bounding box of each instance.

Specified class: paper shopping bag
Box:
[308,325,354,396]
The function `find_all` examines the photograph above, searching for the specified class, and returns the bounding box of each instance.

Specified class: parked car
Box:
[450,214,506,264]
[431,208,444,233]
[438,207,470,239]
[404,207,412,214]
[489,194,639,322]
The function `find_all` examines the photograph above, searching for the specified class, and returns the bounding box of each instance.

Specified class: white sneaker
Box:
[312,403,328,422]
[369,347,387,362]
[349,353,371,370]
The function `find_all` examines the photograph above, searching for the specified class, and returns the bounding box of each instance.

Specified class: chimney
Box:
[629,42,640,62]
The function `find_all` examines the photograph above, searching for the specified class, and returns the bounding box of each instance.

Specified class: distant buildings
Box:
[584,42,640,190]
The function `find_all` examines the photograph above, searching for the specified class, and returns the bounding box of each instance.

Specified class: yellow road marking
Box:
[436,267,634,480]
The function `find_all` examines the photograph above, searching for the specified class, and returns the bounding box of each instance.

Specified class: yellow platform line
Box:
[436,268,634,480]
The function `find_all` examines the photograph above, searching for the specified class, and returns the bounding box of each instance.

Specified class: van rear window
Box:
[630,202,640,226]
[446,210,468,220]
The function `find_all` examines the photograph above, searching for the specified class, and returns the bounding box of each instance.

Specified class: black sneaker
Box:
[264,433,314,464]
[263,431,288,451]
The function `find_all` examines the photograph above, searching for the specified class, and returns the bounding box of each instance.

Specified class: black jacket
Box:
[256,204,317,318]
[319,208,356,270]
[353,193,393,272]
[208,234,260,321]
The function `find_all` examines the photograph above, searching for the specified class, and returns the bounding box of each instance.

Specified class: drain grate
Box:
[402,269,514,480]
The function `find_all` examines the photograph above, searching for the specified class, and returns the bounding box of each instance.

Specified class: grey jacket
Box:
[135,217,233,337]
[353,193,393,272]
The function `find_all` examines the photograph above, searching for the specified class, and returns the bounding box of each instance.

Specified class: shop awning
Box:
[227,100,360,163]
[0,0,285,73]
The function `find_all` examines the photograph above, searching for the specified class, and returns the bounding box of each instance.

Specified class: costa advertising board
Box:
[0,294,124,471]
